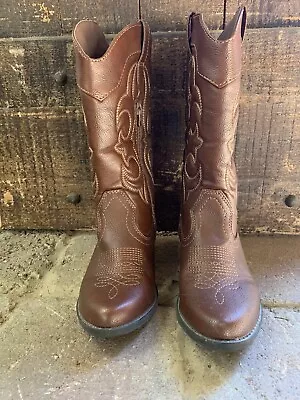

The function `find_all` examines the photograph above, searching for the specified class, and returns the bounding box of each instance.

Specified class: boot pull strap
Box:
[187,13,196,49]
[139,20,151,64]
[240,6,247,40]
[219,6,247,41]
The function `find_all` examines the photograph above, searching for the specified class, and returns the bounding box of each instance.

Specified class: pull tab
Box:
[136,102,143,127]
[188,13,195,48]
[240,6,247,40]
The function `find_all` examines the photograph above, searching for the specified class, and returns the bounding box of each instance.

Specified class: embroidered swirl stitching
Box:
[183,55,203,202]
[225,91,239,193]
[95,248,144,299]
[182,190,234,247]
[188,243,239,304]
[191,38,242,88]
[88,146,99,199]
[115,62,153,205]
[96,190,152,245]
[82,107,99,199]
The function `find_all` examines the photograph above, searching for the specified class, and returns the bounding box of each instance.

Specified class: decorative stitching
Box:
[115,62,153,205]
[197,14,242,45]
[183,54,203,202]
[88,146,100,199]
[191,44,241,89]
[81,105,100,200]
[181,190,234,246]
[139,21,150,64]
[187,242,239,304]
[197,70,241,89]
[77,51,141,102]
[118,191,152,244]
[73,22,141,62]
[140,65,155,215]
[96,190,152,245]
[95,247,144,299]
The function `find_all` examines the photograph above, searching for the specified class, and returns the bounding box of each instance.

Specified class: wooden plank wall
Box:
[0,1,299,233]
[0,1,139,37]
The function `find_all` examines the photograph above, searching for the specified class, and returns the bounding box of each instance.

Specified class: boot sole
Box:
[176,299,262,351]
[77,292,158,339]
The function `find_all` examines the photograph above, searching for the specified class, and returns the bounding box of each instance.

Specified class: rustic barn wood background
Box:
[0,1,299,233]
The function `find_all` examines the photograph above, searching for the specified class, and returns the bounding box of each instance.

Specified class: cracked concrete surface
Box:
[0,232,299,399]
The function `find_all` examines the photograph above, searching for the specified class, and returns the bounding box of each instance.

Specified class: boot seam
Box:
[73,22,141,63]
[77,50,141,102]
[192,44,241,88]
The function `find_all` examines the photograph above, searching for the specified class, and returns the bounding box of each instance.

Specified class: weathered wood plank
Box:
[2,27,299,107]
[141,0,300,31]
[226,1,300,28]
[0,37,77,108]
[0,28,300,232]
[140,0,225,31]
[0,32,186,109]
[59,0,139,35]
[140,0,300,31]
[1,0,299,38]
[0,0,62,38]
[0,0,139,38]
[236,95,300,233]
[0,107,93,229]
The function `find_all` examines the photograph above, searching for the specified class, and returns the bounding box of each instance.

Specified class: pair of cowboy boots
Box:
[73,6,262,350]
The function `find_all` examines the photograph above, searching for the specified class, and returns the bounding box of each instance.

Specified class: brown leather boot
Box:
[178,7,262,350]
[73,20,157,337]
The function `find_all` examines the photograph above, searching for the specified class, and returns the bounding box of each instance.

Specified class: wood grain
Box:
[0,0,139,38]
[58,0,139,35]
[0,32,188,108]
[0,107,93,229]
[0,0,63,38]
[1,0,299,39]
[226,1,300,28]
[0,28,299,232]
[0,37,76,108]
[140,0,300,31]
[140,0,225,31]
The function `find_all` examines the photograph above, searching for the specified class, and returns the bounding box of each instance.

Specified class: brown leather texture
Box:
[73,20,156,328]
[179,7,261,340]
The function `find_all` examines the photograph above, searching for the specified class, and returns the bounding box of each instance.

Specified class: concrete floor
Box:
[0,232,299,400]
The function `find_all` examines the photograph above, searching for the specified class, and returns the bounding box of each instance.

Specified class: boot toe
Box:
[179,279,261,341]
[78,281,156,330]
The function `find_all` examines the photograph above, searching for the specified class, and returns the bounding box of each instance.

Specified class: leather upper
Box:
[73,20,156,328]
[179,7,261,340]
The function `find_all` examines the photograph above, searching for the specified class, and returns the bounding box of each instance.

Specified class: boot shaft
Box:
[73,21,153,206]
[73,23,157,336]
[184,7,246,200]
[178,8,261,347]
